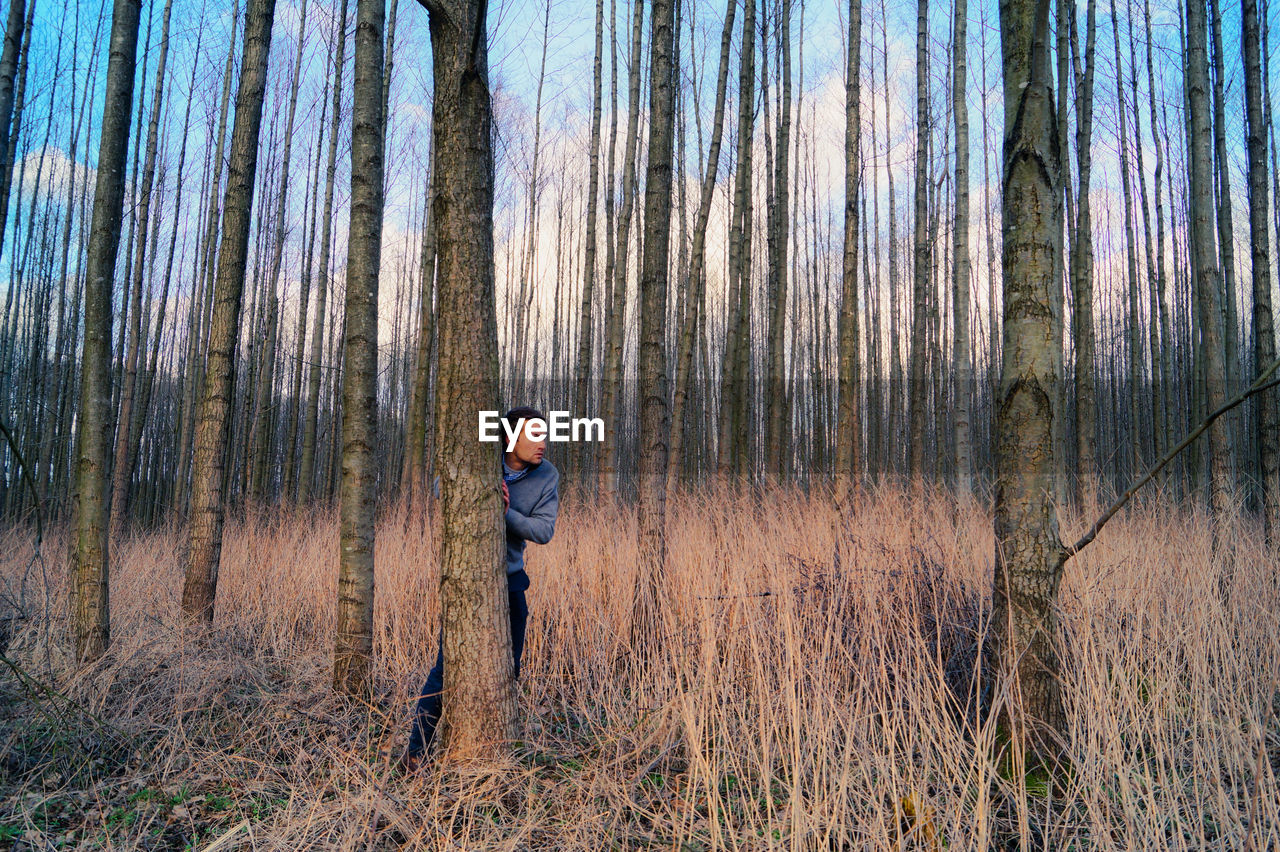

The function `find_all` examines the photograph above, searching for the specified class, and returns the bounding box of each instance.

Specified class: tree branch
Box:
[1065,356,1280,558]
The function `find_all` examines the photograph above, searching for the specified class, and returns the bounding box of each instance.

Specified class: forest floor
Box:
[0,485,1277,850]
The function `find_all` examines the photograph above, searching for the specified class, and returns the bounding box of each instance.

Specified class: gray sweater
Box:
[503,458,560,576]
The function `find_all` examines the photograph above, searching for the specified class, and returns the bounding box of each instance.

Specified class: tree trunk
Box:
[1071,0,1097,503]
[575,0,605,482]
[669,0,734,491]
[716,0,755,479]
[417,0,515,758]
[301,0,349,502]
[952,0,971,499]
[992,0,1069,756]
[632,0,675,650]
[109,0,173,540]
[1242,0,1279,539]
[1185,0,1233,527]
[71,0,142,662]
[0,0,26,264]
[334,0,384,697]
[907,0,929,484]
[835,0,861,505]
[600,0,644,499]
[765,0,792,481]
[182,0,277,623]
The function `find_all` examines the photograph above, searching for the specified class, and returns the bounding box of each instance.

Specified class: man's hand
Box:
[501,480,510,510]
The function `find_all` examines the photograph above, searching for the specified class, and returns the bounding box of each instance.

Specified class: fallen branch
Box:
[1066,357,1280,558]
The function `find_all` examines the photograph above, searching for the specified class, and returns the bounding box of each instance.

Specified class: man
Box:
[401,406,560,769]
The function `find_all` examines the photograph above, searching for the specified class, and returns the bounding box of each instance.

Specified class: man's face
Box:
[509,419,546,467]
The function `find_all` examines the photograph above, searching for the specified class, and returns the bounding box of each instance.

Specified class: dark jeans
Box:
[407,571,529,757]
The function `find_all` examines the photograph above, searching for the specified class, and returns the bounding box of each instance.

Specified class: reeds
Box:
[0,484,1276,850]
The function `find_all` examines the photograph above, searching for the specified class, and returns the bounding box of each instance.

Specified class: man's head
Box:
[502,406,546,469]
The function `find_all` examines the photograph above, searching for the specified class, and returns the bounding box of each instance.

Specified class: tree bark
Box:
[908,0,930,484]
[1242,0,1279,539]
[418,0,516,758]
[334,0,384,697]
[992,0,1069,755]
[301,0,350,502]
[632,0,675,650]
[953,0,971,499]
[71,0,142,662]
[109,0,173,539]
[1185,0,1233,526]
[835,0,861,505]
[182,0,277,623]
[669,0,734,491]
[1070,0,1097,503]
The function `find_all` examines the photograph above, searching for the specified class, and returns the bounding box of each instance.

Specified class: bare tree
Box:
[907,0,930,484]
[415,0,514,757]
[992,0,1068,756]
[1242,0,1279,539]
[182,0,277,623]
[334,0,385,696]
[71,0,143,662]
[632,0,676,649]
[952,0,971,499]
[835,0,861,506]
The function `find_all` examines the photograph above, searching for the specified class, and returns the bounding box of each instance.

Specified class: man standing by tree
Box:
[401,407,560,768]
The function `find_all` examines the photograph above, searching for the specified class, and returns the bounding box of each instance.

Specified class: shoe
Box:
[397,749,423,774]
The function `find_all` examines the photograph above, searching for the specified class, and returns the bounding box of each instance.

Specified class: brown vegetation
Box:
[1,487,1277,849]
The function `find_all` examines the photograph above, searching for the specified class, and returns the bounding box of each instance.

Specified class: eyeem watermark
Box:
[478,411,605,452]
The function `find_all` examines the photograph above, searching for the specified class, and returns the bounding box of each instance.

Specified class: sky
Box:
[6,0,1280,385]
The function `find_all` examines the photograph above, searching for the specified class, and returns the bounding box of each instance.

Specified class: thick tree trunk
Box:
[182,0,277,623]
[992,0,1069,755]
[71,0,142,663]
[334,0,384,697]
[418,0,515,758]
[632,0,675,650]
[1185,0,1233,526]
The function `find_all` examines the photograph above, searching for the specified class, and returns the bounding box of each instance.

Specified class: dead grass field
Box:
[0,484,1277,850]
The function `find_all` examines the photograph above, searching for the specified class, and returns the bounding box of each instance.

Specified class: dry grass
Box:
[0,484,1277,850]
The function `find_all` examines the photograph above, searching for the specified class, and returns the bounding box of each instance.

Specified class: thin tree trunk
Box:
[1070,0,1097,502]
[301,0,349,502]
[835,0,861,505]
[765,0,791,480]
[952,0,971,499]
[575,0,605,482]
[600,0,644,498]
[907,0,929,483]
[1242,0,1279,538]
[669,0,734,492]
[109,0,173,539]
